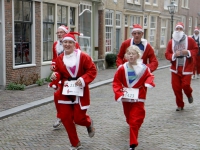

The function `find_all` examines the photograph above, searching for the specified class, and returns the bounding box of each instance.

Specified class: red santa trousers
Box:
[59,103,91,146]
[122,102,145,146]
[54,91,61,119]
[171,66,193,108]
[193,55,200,74]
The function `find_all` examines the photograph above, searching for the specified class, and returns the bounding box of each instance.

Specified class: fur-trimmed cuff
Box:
[186,50,191,58]
[117,96,123,102]
[145,83,154,88]
[172,54,176,61]
[79,77,85,87]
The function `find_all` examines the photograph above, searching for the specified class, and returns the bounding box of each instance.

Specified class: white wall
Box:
[0,0,6,89]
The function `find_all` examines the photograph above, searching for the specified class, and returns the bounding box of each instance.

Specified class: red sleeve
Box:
[80,53,97,85]
[143,44,158,72]
[52,42,57,64]
[188,37,198,57]
[116,41,129,67]
[112,66,124,101]
[165,40,173,61]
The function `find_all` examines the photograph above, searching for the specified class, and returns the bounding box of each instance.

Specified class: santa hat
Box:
[194,27,199,32]
[132,24,143,33]
[62,32,81,42]
[58,25,70,33]
[175,22,184,29]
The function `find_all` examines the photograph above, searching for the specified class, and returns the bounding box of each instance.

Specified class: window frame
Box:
[14,0,33,66]
[149,16,156,47]
[160,19,167,48]
[42,2,55,62]
[105,10,113,52]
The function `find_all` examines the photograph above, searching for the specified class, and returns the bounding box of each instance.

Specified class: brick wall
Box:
[5,1,41,86]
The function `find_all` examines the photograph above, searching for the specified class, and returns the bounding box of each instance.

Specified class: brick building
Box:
[0,0,200,89]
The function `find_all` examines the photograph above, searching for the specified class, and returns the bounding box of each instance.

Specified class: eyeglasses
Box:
[132,32,142,35]
[56,31,65,34]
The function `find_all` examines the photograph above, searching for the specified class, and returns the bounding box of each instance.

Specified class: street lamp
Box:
[167,1,177,39]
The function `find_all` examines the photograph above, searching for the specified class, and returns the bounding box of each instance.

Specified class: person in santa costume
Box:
[191,27,200,79]
[116,24,158,72]
[51,25,81,129]
[52,32,97,150]
[165,22,198,111]
[113,45,155,150]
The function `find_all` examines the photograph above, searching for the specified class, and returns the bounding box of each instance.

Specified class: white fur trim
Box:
[79,77,85,87]
[176,25,184,29]
[132,28,143,33]
[145,83,153,88]
[117,96,123,102]
[186,50,191,58]
[58,26,69,33]
[62,37,76,42]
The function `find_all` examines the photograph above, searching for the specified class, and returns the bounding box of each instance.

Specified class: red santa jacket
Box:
[165,35,198,75]
[113,62,155,102]
[55,50,97,110]
[52,41,81,65]
[116,38,158,72]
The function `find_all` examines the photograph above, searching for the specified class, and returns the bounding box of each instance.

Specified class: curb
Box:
[0,65,170,120]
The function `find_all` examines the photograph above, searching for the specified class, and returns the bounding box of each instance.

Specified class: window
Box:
[188,17,192,36]
[145,0,150,4]
[130,16,141,37]
[105,10,113,52]
[57,5,68,27]
[144,15,148,27]
[160,19,167,47]
[116,13,121,27]
[182,0,188,8]
[149,16,156,47]
[43,3,54,62]
[70,7,76,31]
[116,12,121,53]
[135,0,140,4]
[14,0,32,65]
[127,0,134,4]
[153,0,157,5]
[195,18,198,27]
[124,15,128,26]
[78,3,92,55]
[181,16,186,28]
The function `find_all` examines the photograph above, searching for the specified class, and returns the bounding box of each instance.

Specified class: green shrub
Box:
[105,53,117,68]
[45,72,53,82]
[36,79,45,86]
[6,82,25,90]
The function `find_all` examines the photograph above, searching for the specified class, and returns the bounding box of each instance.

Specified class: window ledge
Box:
[181,7,189,10]
[135,3,141,6]
[42,61,52,66]
[13,64,36,69]
[145,2,151,5]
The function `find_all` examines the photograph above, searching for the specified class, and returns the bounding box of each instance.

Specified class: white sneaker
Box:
[192,75,196,79]
[53,118,62,128]
[197,74,200,79]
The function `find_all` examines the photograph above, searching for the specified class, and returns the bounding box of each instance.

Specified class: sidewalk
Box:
[0,59,170,119]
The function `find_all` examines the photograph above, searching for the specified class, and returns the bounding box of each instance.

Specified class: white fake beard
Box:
[172,31,184,42]
[63,52,77,68]
[132,59,143,75]
[56,41,64,54]
[193,34,199,40]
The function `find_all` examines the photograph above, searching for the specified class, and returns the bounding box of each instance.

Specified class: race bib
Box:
[122,88,139,99]
[62,81,83,96]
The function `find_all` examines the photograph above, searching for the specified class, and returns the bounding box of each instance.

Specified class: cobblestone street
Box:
[0,67,200,150]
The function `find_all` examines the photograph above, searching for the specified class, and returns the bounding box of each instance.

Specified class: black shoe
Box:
[188,96,193,104]
[176,107,184,111]
[87,119,95,138]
